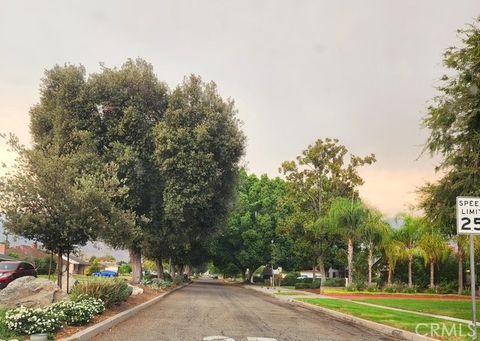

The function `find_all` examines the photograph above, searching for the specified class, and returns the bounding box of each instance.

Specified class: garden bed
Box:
[55,286,162,339]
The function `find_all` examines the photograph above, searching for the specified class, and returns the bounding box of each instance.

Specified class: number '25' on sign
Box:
[457,196,480,235]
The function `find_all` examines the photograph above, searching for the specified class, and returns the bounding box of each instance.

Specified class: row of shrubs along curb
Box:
[243,286,435,341]
[58,282,191,341]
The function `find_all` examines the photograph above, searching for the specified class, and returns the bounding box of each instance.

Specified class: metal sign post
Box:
[457,197,480,340]
[471,234,478,340]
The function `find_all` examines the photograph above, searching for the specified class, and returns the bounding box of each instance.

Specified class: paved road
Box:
[94,280,397,341]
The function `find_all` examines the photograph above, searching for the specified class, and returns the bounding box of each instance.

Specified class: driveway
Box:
[93,280,397,341]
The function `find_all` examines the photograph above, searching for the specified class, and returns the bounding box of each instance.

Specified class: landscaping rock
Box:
[128,284,144,296]
[0,276,68,309]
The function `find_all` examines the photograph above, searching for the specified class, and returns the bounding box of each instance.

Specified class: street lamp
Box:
[271,239,274,288]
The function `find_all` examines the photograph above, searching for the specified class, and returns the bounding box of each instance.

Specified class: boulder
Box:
[0,276,68,309]
[128,284,143,296]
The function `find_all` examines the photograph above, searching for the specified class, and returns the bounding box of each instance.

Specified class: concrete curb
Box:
[58,282,191,341]
[243,285,435,341]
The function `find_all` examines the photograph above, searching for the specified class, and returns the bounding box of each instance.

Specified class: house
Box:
[97,256,118,272]
[0,244,21,261]
[300,267,345,279]
[6,242,49,259]
[62,254,89,275]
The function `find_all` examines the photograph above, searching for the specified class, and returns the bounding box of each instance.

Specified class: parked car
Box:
[0,261,37,288]
[93,270,118,278]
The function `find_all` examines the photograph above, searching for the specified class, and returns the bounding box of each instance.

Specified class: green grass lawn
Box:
[358,298,478,321]
[299,298,472,340]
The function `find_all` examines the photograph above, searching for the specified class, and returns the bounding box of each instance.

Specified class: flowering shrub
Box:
[49,295,105,326]
[5,295,105,334]
[5,306,64,335]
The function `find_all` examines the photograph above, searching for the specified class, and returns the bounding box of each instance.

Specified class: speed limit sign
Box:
[457,196,480,235]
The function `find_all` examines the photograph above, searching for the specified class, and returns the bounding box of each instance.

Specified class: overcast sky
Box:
[1,1,479,223]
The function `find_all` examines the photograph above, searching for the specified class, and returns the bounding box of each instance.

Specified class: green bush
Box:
[403,287,418,294]
[345,285,357,292]
[85,259,101,276]
[310,280,321,289]
[70,278,130,308]
[163,272,173,281]
[366,285,379,292]
[438,281,457,294]
[252,276,263,283]
[323,278,345,287]
[383,283,404,293]
[25,256,57,275]
[294,282,311,289]
[118,264,132,274]
[148,278,173,290]
[173,275,184,285]
[281,272,300,286]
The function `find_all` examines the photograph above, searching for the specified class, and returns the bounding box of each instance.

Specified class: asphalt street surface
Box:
[94,280,398,341]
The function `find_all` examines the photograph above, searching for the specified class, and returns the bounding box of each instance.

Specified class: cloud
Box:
[359,167,441,217]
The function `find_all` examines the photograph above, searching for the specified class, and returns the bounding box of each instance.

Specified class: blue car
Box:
[93,270,118,278]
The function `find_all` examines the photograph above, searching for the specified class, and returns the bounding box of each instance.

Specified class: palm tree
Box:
[328,197,368,286]
[396,214,424,288]
[419,227,450,288]
[361,209,389,286]
[381,228,405,287]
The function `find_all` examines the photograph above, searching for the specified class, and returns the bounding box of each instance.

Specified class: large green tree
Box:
[86,59,168,283]
[210,170,287,281]
[0,138,133,288]
[420,17,480,293]
[280,138,375,278]
[155,75,245,272]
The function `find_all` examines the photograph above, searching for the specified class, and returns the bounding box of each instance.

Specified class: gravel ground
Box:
[93,280,398,341]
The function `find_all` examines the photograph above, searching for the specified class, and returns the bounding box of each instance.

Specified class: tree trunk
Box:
[155,259,164,279]
[430,261,435,289]
[184,265,192,276]
[318,256,326,279]
[387,267,393,287]
[458,247,464,295]
[48,251,53,280]
[408,255,413,288]
[57,251,62,289]
[66,253,70,294]
[347,238,353,286]
[169,258,174,277]
[368,247,373,286]
[129,247,142,284]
